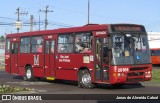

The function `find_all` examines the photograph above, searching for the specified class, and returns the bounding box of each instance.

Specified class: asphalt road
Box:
[0,70,160,103]
[0,70,160,95]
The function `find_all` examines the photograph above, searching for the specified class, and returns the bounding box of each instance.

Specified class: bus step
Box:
[46,77,55,81]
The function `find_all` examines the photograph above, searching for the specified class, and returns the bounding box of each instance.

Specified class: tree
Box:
[0,35,5,42]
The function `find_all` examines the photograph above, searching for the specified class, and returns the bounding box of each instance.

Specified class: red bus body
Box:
[150,48,160,65]
[148,32,160,65]
[5,24,152,88]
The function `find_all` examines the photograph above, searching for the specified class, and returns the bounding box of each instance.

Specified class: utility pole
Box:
[88,0,90,24]
[38,10,41,31]
[39,5,53,30]
[15,8,28,33]
[30,15,34,31]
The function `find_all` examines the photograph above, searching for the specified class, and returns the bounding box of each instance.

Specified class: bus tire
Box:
[24,66,34,81]
[78,69,95,89]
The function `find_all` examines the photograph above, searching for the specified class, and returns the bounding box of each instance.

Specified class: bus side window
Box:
[11,43,14,54]
[45,41,49,54]
[103,38,109,63]
[5,38,10,53]
[151,50,153,56]
[37,45,42,53]
[11,43,18,54]
[58,34,73,53]
[51,41,55,54]
[20,37,30,53]
[31,36,43,53]
[75,38,83,53]
[15,43,18,54]
[75,32,92,53]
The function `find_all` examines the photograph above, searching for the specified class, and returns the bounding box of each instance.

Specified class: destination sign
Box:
[111,25,145,32]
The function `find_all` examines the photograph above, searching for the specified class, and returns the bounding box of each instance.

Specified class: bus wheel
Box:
[24,66,34,81]
[79,69,95,89]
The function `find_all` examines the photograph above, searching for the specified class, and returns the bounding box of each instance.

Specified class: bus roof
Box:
[6,23,144,38]
[6,24,108,38]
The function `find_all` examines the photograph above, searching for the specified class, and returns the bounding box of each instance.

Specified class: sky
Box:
[0,0,160,35]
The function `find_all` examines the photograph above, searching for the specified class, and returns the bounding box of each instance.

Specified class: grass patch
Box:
[151,69,160,82]
[0,66,5,71]
[0,84,32,94]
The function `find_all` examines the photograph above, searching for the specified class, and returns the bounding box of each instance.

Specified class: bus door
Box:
[10,42,18,74]
[95,38,109,82]
[44,40,55,77]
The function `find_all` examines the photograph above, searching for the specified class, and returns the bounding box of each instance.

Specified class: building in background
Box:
[148,32,160,65]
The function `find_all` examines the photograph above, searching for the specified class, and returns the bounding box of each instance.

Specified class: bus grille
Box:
[128,72,144,76]
[130,67,147,71]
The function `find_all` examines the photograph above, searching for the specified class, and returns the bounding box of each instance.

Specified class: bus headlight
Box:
[145,71,151,78]
[117,73,121,77]
[122,73,124,76]
[146,71,151,74]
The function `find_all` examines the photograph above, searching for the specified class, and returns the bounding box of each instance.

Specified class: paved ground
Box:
[0,71,160,94]
[0,67,160,102]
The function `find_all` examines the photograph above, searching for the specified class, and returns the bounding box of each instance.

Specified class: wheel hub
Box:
[82,73,91,85]
[26,69,31,79]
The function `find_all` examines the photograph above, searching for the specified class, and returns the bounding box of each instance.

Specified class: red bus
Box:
[148,32,160,65]
[150,48,160,65]
[5,24,152,88]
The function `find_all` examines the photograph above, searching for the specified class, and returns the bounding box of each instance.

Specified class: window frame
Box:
[74,32,93,54]
[5,38,10,53]
[58,33,74,54]
[31,36,43,54]
[20,37,31,53]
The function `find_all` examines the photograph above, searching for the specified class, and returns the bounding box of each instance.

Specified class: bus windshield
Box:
[111,33,151,65]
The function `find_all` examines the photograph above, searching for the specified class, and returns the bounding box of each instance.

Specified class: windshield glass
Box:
[112,33,151,65]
